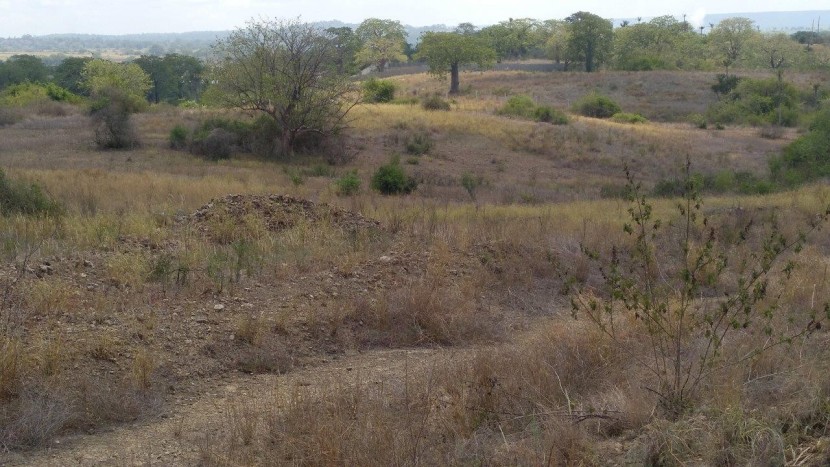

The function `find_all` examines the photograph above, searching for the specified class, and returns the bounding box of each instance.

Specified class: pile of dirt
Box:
[189,194,382,241]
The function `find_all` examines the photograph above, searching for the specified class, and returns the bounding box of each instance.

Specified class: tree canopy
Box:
[709,17,760,75]
[81,59,152,110]
[209,18,360,156]
[417,31,495,94]
[564,11,614,72]
[355,18,408,72]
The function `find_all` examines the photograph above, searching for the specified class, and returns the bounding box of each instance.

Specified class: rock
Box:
[379,255,392,263]
[213,304,225,311]
[83,260,93,268]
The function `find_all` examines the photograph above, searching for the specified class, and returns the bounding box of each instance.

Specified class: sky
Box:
[0,0,824,37]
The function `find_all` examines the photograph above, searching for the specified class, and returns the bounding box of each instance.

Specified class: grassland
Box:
[1,69,829,465]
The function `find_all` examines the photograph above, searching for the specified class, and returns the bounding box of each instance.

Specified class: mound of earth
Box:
[189,194,381,242]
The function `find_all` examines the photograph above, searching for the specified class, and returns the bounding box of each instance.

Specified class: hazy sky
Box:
[0,0,823,37]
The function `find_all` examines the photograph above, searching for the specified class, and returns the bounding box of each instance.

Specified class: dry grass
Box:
[0,69,828,463]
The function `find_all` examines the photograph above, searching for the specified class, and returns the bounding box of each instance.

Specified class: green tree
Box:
[209,18,360,156]
[326,26,362,75]
[0,54,48,88]
[709,17,759,76]
[355,18,408,72]
[613,15,704,70]
[416,31,495,94]
[540,19,570,66]
[81,59,151,149]
[134,54,204,103]
[53,57,92,95]
[480,18,542,61]
[564,11,614,72]
[82,59,152,110]
[752,33,806,126]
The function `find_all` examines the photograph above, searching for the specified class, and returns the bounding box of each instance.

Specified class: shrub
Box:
[90,89,140,149]
[688,113,707,129]
[0,82,83,107]
[707,78,800,127]
[572,92,621,118]
[188,117,254,160]
[421,93,451,111]
[169,125,188,149]
[405,131,432,155]
[335,171,361,196]
[497,94,537,119]
[362,78,396,103]
[0,168,62,217]
[572,163,828,417]
[611,112,648,124]
[371,156,417,195]
[769,109,830,185]
[533,105,569,125]
[461,172,483,201]
[498,95,568,125]
[711,74,741,98]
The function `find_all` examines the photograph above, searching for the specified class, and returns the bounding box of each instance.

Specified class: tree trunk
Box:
[449,62,460,94]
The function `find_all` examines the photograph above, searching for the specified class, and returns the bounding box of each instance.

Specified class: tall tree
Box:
[753,33,806,125]
[416,31,495,94]
[480,18,542,61]
[355,18,408,72]
[326,27,362,75]
[135,54,204,103]
[53,57,92,95]
[709,17,759,76]
[0,55,48,89]
[210,19,360,156]
[564,12,614,72]
[82,59,151,110]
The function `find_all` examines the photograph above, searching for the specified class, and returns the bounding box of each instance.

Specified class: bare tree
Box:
[210,19,360,157]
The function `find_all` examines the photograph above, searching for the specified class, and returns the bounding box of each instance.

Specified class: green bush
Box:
[188,117,255,160]
[0,169,62,217]
[371,156,417,195]
[421,94,451,111]
[711,74,741,98]
[611,112,648,124]
[169,125,188,149]
[498,95,568,125]
[363,78,396,103]
[497,94,536,119]
[533,105,569,125]
[769,109,830,185]
[707,78,800,127]
[0,82,83,107]
[335,171,361,196]
[688,113,707,129]
[572,92,621,118]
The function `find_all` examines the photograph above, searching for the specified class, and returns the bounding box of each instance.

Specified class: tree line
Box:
[2,12,828,98]
[2,13,828,157]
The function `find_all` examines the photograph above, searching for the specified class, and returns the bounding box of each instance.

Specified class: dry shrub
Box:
[0,338,23,399]
[352,275,501,347]
[25,278,75,316]
[132,348,155,390]
[0,390,74,450]
[196,320,643,466]
[105,251,149,289]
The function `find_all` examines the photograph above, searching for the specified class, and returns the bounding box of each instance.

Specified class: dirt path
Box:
[3,346,473,466]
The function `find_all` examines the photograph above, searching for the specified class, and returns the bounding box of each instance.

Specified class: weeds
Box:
[572,161,830,417]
